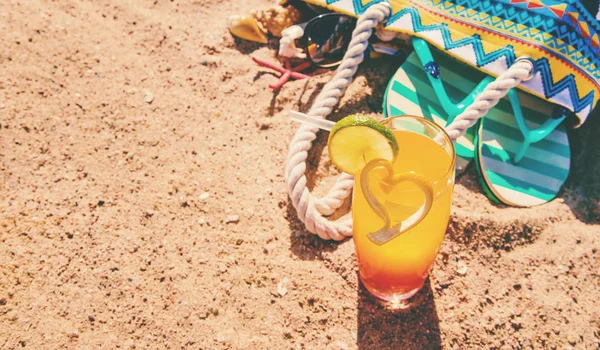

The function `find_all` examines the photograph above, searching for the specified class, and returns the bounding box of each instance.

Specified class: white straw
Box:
[289,110,335,132]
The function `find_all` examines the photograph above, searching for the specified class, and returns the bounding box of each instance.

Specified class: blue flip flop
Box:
[384,38,571,206]
[475,89,570,207]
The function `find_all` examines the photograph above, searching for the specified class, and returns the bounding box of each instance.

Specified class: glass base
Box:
[360,276,426,310]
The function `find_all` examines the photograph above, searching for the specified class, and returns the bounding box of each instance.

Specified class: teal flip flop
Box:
[383,38,493,173]
[383,37,571,207]
[475,89,570,207]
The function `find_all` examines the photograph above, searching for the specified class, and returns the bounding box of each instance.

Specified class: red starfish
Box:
[251,57,311,89]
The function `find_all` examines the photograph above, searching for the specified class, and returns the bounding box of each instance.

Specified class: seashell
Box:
[228,15,268,44]
[256,6,302,37]
[279,25,306,59]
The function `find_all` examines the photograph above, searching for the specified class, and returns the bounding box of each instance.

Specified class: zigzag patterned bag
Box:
[305,0,600,124]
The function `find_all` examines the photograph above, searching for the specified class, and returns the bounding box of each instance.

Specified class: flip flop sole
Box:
[476,91,570,207]
[383,52,481,173]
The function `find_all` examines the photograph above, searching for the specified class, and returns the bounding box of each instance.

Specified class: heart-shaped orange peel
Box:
[360,158,434,246]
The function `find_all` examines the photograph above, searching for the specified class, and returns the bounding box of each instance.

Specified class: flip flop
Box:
[385,37,572,207]
[475,88,570,207]
[383,38,493,173]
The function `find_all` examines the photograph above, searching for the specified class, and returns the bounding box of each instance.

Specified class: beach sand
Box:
[1,0,599,348]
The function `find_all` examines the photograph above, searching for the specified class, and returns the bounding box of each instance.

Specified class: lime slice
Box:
[328,115,398,175]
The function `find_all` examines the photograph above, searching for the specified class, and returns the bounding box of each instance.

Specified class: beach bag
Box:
[285,0,600,239]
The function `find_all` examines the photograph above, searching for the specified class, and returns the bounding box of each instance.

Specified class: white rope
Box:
[285,3,390,240]
[285,3,534,240]
[444,58,534,140]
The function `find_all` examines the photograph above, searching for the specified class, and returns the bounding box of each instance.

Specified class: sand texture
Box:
[1,0,599,349]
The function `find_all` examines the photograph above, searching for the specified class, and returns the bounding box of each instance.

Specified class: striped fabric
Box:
[383,49,484,172]
[476,91,570,206]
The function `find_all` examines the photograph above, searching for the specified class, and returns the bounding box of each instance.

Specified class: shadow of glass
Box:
[357,278,442,349]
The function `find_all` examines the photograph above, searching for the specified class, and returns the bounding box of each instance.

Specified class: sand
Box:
[1,0,599,348]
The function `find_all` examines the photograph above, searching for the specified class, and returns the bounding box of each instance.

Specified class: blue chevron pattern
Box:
[446,1,600,71]
[386,7,595,114]
[536,57,595,113]
[454,0,599,66]
[388,8,518,66]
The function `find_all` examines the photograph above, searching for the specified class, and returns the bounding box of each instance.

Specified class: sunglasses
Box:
[297,13,407,68]
[298,13,357,68]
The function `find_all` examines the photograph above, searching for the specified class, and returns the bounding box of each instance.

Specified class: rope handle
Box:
[285,3,534,240]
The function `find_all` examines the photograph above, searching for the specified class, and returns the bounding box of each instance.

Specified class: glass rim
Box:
[380,115,456,187]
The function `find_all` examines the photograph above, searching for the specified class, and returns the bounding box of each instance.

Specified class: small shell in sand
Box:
[253,5,302,38]
[228,15,268,44]
[228,4,303,44]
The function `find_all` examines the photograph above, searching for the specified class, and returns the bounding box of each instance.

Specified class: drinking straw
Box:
[289,110,335,131]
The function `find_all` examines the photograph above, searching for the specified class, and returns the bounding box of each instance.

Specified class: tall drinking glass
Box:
[352,116,455,306]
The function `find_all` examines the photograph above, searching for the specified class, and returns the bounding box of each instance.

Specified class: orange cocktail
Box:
[352,116,455,303]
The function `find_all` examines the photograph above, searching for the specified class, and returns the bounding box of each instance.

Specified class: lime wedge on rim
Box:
[328,115,399,175]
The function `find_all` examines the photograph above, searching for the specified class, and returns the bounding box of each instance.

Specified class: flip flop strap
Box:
[412,37,495,124]
[413,38,551,164]
[506,89,568,164]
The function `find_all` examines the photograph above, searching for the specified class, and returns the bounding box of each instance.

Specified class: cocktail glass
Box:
[352,116,455,307]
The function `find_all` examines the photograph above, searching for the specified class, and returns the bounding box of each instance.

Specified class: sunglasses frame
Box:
[299,13,357,68]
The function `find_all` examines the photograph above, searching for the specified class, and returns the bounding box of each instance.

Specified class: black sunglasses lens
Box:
[307,16,355,67]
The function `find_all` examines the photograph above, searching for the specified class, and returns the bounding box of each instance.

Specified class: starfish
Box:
[251,56,311,89]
